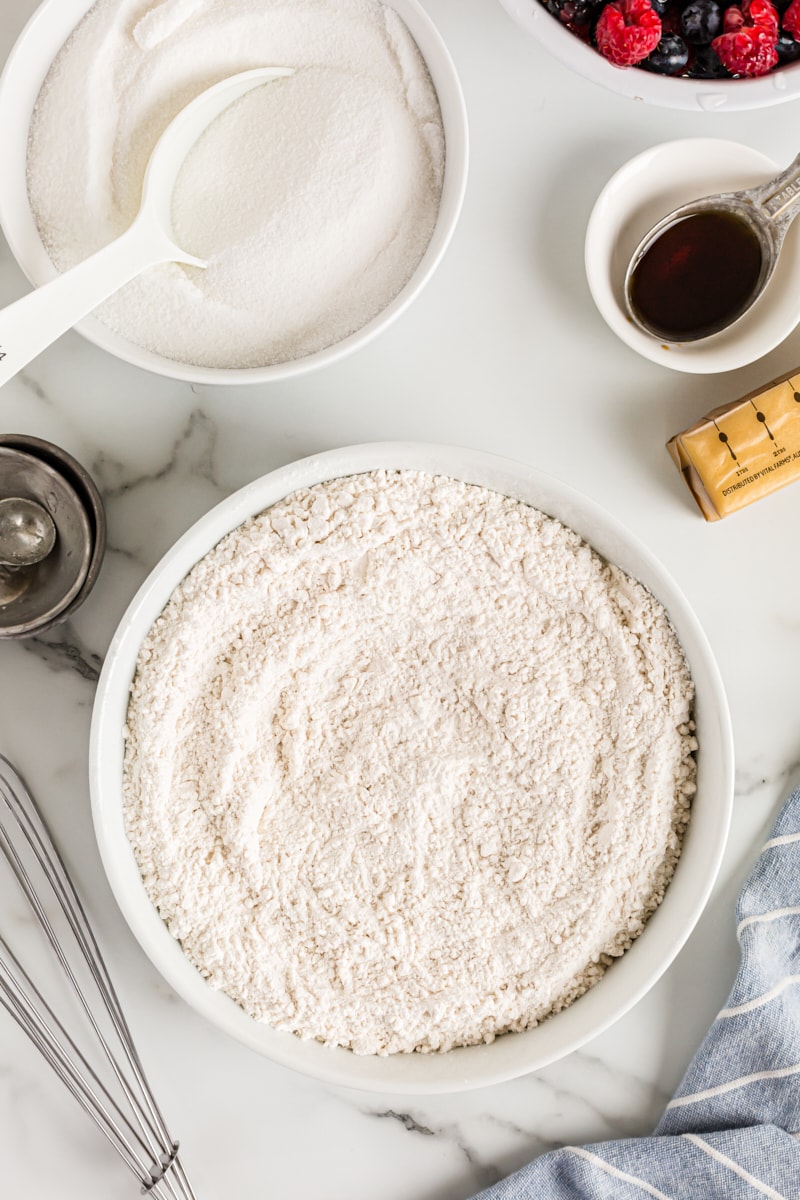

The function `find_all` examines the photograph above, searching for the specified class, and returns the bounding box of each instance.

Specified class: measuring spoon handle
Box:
[0,218,201,390]
[750,151,800,231]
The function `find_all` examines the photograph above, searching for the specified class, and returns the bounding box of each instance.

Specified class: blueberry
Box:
[687,42,730,75]
[680,0,722,43]
[776,31,800,61]
[643,32,690,70]
[546,0,594,24]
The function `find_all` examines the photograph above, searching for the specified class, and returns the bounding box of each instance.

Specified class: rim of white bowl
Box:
[90,442,735,1094]
[498,0,800,111]
[0,0,468,385]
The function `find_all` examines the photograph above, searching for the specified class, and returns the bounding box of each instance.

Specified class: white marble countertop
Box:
[2,1,800,1196]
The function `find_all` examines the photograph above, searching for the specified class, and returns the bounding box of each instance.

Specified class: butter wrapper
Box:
[667,368,800,521]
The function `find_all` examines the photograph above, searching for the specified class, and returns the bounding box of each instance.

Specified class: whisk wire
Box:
[0,756,197,1199]
[0,927,160,1161]
[0,792,171,1167]
[0,981,163,1189]
[0,778,174,1156]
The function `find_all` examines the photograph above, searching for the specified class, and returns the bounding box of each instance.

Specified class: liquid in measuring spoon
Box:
[628,210,763,341]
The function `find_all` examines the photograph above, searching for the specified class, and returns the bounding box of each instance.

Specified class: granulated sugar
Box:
[26,0,444,368]
[122,471,696,1055]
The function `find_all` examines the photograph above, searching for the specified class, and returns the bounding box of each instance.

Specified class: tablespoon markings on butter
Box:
[623,150,800,343]
[0,66,293,389]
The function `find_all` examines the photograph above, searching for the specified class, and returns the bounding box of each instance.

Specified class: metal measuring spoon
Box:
[0,497,56,567]
[624,151,800,343]
[0,447,93,633]
[0,67,293,389]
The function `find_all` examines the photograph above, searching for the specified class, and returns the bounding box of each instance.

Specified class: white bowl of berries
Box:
[499,0,800,108]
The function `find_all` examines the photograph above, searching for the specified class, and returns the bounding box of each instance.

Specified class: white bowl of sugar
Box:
[0,0,468,384]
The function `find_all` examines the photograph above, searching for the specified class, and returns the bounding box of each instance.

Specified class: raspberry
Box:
[784,0,800,38]
[723,5,746,30]
[595,0,663,65]
[712,25,779,71]
[750,0,781,30]
[723,0,779,32]
[712,0,780,72]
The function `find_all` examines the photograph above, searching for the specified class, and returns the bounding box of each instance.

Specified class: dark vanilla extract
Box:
[628,210,763,342]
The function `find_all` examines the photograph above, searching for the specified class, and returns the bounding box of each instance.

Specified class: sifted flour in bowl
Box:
[26,0,445,369]
[122,471,697,1055]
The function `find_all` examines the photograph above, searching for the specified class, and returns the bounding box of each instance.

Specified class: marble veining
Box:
[25,626,103,681]
[368,1108,509,1191]
[2,0,800,1196]
[91,409,222,502]
[375,1111,440,1137]
[15,370,50,404]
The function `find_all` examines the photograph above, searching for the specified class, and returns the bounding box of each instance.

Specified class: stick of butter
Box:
[667,367,800,520]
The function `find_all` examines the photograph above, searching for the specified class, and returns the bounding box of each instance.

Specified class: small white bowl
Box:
[90,443,734,1094]
[0,0,468,386]
[585,138,800,375]
[499,0,800,110]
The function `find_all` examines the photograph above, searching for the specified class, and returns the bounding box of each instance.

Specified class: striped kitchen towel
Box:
[472,786,800,1199]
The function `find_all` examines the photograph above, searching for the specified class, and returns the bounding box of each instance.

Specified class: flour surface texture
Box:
[26,0,444,369]
[123,472,696,1055]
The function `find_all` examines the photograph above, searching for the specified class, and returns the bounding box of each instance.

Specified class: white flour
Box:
[26,0,444,368]
[123,471,696,1055]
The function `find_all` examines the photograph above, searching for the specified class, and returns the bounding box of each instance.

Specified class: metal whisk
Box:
[0,754,198,1199]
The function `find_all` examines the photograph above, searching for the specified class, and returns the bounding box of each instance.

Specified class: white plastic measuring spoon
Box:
[0,66,293,388]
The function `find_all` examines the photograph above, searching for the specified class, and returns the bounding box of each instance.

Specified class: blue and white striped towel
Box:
[472,787,800,1199]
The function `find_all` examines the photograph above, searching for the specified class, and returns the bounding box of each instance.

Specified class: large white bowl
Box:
[0,0,468,386]
[499,0,800,110]
[90,443,734,1094]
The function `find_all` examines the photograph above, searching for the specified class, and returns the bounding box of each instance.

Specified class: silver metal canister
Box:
[0,435,105,638]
